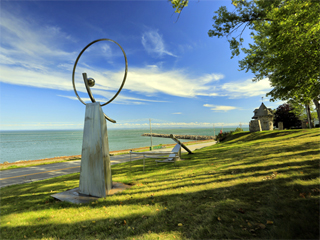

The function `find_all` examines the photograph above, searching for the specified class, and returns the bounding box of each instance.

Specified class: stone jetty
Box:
[142,133,216,140]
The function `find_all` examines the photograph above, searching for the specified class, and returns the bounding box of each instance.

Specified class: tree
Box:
[233,0,320,122]
[274,103,301,129]
[288,98,318,127]
[169,0,320,120]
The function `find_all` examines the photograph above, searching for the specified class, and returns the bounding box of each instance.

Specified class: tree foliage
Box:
[170,0,188,13]
[274,103,301,129]
[169,0,320,120]
[288,99,318,122]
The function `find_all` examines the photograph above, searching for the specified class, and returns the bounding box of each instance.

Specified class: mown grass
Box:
[0,129,319,239]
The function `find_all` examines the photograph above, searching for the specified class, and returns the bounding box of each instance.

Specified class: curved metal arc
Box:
[100,40,128,107]
[104,113,116,123]
[72,38,128,107]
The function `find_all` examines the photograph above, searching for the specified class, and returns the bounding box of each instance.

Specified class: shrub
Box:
[234,127,243,132]
[216,131,233,142]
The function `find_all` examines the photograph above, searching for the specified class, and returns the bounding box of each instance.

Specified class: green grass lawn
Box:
[1,129,319,239]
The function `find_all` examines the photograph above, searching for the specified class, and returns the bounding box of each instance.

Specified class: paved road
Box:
[0,141,215,188]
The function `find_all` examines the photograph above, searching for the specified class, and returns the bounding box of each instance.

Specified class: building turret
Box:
[249,103,274,132]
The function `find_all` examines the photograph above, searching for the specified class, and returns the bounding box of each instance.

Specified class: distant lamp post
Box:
[149,119,153,150]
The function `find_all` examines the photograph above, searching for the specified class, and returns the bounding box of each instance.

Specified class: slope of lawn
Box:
[1,129,319,239]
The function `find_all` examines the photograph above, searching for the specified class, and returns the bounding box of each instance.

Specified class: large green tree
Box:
[288,98,318,126]
[170,0,320,121]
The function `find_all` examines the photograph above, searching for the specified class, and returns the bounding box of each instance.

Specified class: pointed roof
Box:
[252,103,273,119]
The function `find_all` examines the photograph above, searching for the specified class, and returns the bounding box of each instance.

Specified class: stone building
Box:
[249,103,274,132]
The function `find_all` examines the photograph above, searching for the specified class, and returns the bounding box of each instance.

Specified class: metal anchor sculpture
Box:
[72,39,128,197]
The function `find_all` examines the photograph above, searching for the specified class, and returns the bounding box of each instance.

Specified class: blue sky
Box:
[0,0,283,130]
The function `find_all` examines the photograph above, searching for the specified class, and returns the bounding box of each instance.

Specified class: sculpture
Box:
[72,39,128,197]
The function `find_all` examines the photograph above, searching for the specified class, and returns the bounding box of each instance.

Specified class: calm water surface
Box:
[0,127,248,163]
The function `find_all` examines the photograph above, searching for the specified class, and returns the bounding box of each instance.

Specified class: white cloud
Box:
[0,9,224,102]
[204,104,239,112]
[2,8,271,106]
[122,68,223,98]
[178,43,194,53]
[146,65,158,68]
[172,112,182,114]
[199,73,224,83]
[1,65,72,91]
[221,78,272,98]
[0,10,76,71]
[265,99,286,109]
[197,93,220,97]
[58,94,167,105]
[1,62,224,100]
[142,30,177,58]
[101,44,112,54]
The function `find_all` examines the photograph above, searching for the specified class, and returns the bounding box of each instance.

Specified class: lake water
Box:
[0,127,248,163]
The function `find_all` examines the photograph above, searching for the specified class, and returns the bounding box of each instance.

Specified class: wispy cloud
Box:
[1,58,224,99]
[1,65,72,91]
[1,8,269,106]
[203,104,239,112]
[172,112,182,114]
[0,9,224,102]
[142,30,177,58]
[122,68,223,98]
[178,43,195,53]
[58,94,168,105]
[0,9,76,71]
[221,78,272,98]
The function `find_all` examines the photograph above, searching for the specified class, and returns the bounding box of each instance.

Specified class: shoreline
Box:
[0,139,215,168]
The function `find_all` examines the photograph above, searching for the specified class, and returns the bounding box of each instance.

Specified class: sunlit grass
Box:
[0,129,319,239]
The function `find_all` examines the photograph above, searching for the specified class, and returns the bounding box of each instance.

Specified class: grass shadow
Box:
[1,129,319,239]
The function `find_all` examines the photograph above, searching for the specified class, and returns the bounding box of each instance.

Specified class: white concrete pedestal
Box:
[79,102,112,197]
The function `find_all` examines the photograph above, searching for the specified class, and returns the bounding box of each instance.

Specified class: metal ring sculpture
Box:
[72,39,128,123]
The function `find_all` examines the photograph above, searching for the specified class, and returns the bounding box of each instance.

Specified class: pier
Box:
[142,133,216,141]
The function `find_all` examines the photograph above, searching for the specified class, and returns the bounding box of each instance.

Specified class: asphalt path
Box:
[0,141,216,188]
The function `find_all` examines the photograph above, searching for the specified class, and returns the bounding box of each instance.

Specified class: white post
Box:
[149,118,153,150]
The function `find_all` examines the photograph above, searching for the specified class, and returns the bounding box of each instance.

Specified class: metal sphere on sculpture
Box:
[72,38,128,123]
[87,78,95,87]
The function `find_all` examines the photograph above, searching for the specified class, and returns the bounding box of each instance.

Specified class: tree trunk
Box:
[313,98,320,123]
[305,104,312,129]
